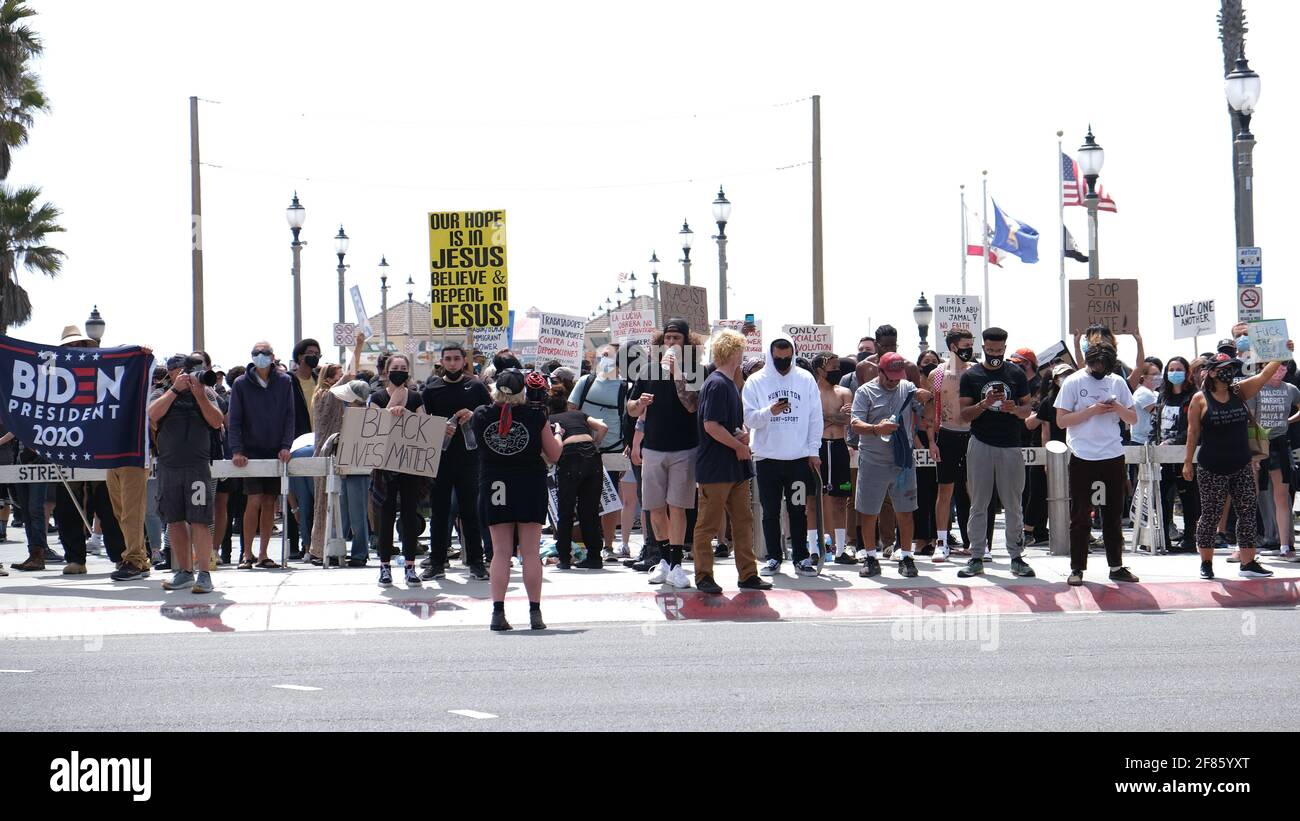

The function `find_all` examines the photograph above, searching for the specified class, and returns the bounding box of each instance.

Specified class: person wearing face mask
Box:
[228,341,296,569]
[1074,324,1145,392]
[1153,357,1198,552]
[912,353,941,556]
[1184,353,1285,580]
[289,338,322,434]
[813,353,857,563]
[1247,357,1300,560]
[569,343,631,558]
[422,343,493,581]
[931,329,977,562]
[1053,342,1142,586]
[956,327,1037,579]
[368,355,429,587]
[742,335,824,577]
[306,334,368,565]
[313,373,373,567]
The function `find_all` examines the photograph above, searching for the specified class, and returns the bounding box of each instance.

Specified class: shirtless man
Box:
[931,329,975,563]
[813,354,856,563]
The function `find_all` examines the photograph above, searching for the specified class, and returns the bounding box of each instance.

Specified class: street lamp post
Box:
[712,186,732,318]
[379,256,390,350]
[333,225,350,364]
[85,306,105,348]
[649,252,660,327]
[1225,53,1261,249]
[912,293,933,357]
[406,274,415,362]
[678,220,693,285]
[286,192,307,343]
[1077,128,1104,280]
[628,271,637,301]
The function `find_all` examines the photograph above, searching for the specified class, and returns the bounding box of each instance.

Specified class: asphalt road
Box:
[2,607,1296,731]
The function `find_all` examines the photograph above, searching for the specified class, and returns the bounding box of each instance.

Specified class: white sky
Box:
[10,0,1299,367]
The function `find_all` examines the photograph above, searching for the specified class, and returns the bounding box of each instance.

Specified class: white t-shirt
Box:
[1055,370,1135,461]
[1131,385,1159,445]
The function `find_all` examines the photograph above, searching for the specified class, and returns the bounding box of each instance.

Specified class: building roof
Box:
[367,298,432,337]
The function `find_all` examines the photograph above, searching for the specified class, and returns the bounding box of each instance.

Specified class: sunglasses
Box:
[252,349,272,357]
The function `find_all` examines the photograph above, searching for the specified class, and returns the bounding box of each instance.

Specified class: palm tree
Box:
[0,0,46,180]
[1218,1,1248,230]
[0,183,63,334]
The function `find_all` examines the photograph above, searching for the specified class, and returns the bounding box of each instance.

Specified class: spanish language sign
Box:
[335,405,447,479]
[537,313,587,369]
[429,210,508,330]
[609,307,657,345]
[0,336,151,468]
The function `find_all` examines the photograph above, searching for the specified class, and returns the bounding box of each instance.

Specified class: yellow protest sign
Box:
[429,210,508,329]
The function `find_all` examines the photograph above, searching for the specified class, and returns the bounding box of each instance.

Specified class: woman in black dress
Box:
[472,370,562,631]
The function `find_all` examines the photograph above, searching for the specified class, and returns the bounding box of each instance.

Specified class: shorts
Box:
[819,439,852,498]
[241,447,281,496]
[481,468,548,526]
[641,447,696,510]
[217,478,239,494]
[855,462,918,516]
[936,427,971,485]
[157,464,215,526]
[1267,438,1294,482]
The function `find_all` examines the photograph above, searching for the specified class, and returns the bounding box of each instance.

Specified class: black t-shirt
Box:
[422,377,491,455]
[472,403,546,473]
[149,385,222,468]
[1036,392,1067,444]
[550,409,593,440]
[629,378,698,452]
[369,386,423,413]
[959,364,1029,448]
[695,370,751,484]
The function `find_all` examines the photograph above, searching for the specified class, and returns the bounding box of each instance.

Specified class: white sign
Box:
[1238,286,1263,323]
[336,406,447,479]
[712,319,764,360]
[934,294,982,338]
[473,326,509,357]
[782,324,835,356]
[609,308,656,345]
[1172,299,1216,340]
[518,343,539,363]
[1247,319,1290,362]
[548,468,623,525]
[537,312,586,369]
[349,286,374,340]
[333,322,358,348]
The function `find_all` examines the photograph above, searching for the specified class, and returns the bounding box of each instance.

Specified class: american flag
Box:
[1061,151,1117,212]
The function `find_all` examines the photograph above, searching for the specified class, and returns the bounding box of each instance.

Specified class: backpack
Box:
[572,374,629,453]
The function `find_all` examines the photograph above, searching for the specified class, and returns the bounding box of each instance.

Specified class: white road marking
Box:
[0,669,33,673]
[273,684,322,692]
[448,709,497,720]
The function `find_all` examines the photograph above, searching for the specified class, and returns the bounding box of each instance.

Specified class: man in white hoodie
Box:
[743,336,824,577]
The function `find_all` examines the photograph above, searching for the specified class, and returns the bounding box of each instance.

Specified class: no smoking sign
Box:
[1238,286,1263,321]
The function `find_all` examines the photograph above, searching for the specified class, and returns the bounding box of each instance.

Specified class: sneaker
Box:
[405,566,422,587]
[420,556,434,569]
[833,552,858,565]
[192,571,214,594]
[1214,533,1230,550]
[648,559,671,585]
[110,565,150,582]
[556,560,572,570]
[759,559,780,577]
[163,570,195,590]
[468,564,490,581]
[956,558,984,578]
[915,544,935,557]
[932,547,950,564]
[61,563,87,576]
[490,610,513,632]
[529,609,546,630]
[576,553,604,570]
[378,566,393,587]
[614,545,631,559]
[1067,570,1084,586]
[43,547,64,564]
[347,558,368,568]
[601,548,617,563]
[738,575,774,591]
[420,566,446,581]
[899,556,919,578]
[795,559,818,577]
[714,543,731,559]
[1239,560,1274,579]
[1258,546,1283,556]
[1010,558,1036,578]
[696,574,723,594]
[1200,561,1215,580]
[859,556,882,578]
[665,565,691,589]
[1281,551,1300,563]
[1109,567,1140,583]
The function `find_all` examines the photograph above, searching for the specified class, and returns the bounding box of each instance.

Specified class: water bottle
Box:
[879,414,897,444]
[462,418,478,451]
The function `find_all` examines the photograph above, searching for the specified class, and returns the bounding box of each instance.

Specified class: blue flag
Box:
[991,200,1040,264]
[0,336,151,468]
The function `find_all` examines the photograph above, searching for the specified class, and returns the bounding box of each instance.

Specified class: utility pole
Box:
[190,96,205,350]
[811,94,825,324]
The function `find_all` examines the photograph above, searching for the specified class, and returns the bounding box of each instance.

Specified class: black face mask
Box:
[304,355,320,369]
[773,356,793,373]
[442,367,464,382]
[955,347,975,363]
[983,350,1004,370]
[388,371,409,387]
[856,350,872,362]
[920,362,939,378]
[1214,369,1235,385]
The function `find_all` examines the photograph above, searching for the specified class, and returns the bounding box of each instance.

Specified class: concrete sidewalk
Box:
[2,530,1298,639]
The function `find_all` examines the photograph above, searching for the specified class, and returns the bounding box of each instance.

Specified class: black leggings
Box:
[378,472,424,563]
[555,445,604,561]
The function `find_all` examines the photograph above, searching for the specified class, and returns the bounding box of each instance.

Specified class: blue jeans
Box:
[19,482,47,550]
[341,474,370,561]
[290,445,315,552]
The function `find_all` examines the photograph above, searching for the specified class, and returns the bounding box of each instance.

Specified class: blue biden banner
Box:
[0,335,151,468]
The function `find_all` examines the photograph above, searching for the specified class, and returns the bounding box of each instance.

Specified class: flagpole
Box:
[960,184,967,296]
[1057,130,1067,342]
[981,170,990,328]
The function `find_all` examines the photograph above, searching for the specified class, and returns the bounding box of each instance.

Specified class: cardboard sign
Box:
[712,319,764,360]
[782,324,835,356]
[429,210,508,329]
[1069,278,1139,334]
[472,326,509,357]
[658,281,709,336]
[610,307,657,345]
[333,322,358,348]
[1247,319,1290,362]
[349,286,374,340]
[1172,299,1216,340]
[536,313,586,369]
[336,406,447,478]
[934,294,982,338]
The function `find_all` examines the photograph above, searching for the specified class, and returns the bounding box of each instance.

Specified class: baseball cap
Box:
[879,352,906,377]
[1051,363,1075,379]
[330,379,371,404]
[165,353,188,371]
[1210,353,1242,371]
[1009,348,1038,370]
[1217,338,1238,355]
